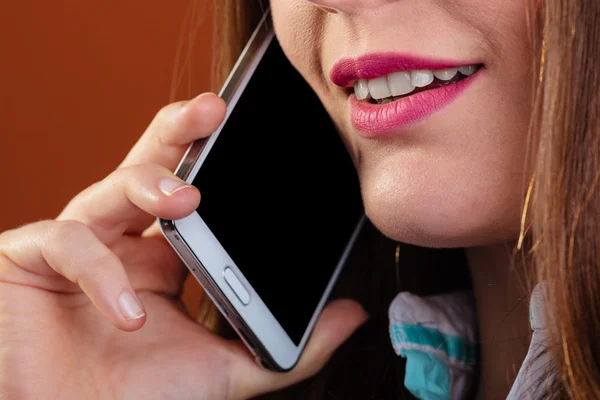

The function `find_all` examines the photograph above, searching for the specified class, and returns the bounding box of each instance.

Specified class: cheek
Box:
[360,73,533,247]
[359,1,534,247]
[271,0,535,247]
[270,1,323,82]
[271,1,355,154]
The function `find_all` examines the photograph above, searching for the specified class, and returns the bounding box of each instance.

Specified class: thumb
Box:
[230,299,368,399]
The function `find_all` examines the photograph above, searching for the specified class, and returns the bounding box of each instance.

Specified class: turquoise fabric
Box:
[390,323,477,364]
[403,350,450,400]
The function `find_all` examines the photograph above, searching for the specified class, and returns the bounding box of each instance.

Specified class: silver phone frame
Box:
[159,9,365,371]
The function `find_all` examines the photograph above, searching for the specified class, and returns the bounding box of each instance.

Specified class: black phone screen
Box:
[192,37,363,345]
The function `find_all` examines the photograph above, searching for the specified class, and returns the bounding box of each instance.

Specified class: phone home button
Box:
[223,267,251,305]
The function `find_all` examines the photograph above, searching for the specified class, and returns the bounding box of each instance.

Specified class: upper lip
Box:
[330,53,481,88]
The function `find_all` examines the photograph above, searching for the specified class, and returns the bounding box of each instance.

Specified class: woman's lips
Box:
[330,53,475,88]
[330,53,483,137]
[350,71,481,137]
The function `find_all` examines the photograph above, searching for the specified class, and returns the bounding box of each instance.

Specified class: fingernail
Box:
[119,291,146,320]
[159,178,192,196]
[185,92,216,108]
[195,92,217,100]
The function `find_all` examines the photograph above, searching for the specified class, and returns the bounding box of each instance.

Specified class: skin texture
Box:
[270,0,534,248]
[270,0,536,397]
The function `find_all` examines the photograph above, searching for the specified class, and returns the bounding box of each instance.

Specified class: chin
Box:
[361,183,523,249]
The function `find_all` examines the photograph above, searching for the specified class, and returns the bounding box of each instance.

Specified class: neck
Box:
[465,241,531,399]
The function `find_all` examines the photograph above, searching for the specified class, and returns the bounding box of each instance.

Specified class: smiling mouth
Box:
[352,65,483,105]
[330,53,485,136]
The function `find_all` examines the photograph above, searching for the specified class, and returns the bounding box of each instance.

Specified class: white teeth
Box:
[458,65,476,76]
[367,76,392,100]
[410,70,434,88]
[353,79,370,100]
[388,72,415,96]
[433,68,459,81]
[352,64,478,102]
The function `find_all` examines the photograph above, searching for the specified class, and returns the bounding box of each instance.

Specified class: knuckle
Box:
[155,101,186,123]
[66,180,101,208]
[0,255,12,283]
[97,165,143,195]
[83,252,118,282]
[0,225,32,280]
[0,228,9,246]
[154,101,188,146]
[46,220,115,282]
[0,220,50,247]
[113,164,169,197]
[115,163,164,180]
[0,224,22,243]
[110,164,136,185]
[49,220,91,245]
[0,231,11,264]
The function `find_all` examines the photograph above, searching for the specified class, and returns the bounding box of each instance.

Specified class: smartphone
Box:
[159,10,364,371]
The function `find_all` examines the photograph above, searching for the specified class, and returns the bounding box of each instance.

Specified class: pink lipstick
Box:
[330,53,483,137]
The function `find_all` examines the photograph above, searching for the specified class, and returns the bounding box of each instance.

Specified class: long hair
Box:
[199,0,600,398]
[528,1,600,398]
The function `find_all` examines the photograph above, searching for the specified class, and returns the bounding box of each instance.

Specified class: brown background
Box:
[0,0,214,314]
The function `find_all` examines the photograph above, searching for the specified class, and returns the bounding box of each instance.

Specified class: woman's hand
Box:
[0,93,367,400]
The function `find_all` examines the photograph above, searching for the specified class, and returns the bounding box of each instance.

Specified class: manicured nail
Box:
[119,291,146,320]
[159,178,192,196]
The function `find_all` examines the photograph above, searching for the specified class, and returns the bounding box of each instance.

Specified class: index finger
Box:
[120,92,227,170]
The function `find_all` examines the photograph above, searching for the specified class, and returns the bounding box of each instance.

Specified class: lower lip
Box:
[350,69,482,138]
